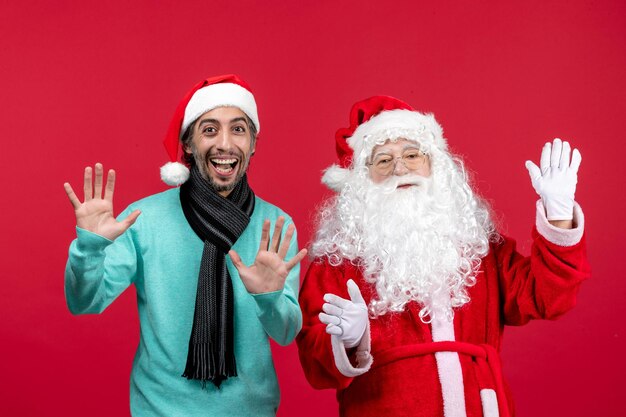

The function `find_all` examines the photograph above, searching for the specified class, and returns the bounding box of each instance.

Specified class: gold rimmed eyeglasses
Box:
[366,149,429,176]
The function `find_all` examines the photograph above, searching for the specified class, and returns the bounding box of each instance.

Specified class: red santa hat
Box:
[160,74,260,186]
[322,95,448,191]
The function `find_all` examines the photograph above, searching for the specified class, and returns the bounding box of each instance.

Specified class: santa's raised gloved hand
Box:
[525,138,582,221]
[319,279,368,348]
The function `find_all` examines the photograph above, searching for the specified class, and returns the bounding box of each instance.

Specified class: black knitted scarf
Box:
[179,164,255,388]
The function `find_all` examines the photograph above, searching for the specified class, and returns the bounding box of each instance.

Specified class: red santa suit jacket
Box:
[297,203,590,417]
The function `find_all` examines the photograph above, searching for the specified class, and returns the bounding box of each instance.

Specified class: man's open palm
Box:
[229,216,307,294]
[64,163,140,241]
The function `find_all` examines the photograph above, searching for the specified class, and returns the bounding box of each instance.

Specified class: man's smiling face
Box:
[184,106,255,196]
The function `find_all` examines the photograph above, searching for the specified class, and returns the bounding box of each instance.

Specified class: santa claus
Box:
[296,96,590,417]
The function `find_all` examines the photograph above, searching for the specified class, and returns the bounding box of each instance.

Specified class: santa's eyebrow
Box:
[371,150,392,159]
[372,144,421,158]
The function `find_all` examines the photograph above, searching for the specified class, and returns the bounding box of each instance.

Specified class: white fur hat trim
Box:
[348,109,446,166]
[160,162,190,186]
[322,164,352,192]
[182,83,259,135]
[322,109,446,191]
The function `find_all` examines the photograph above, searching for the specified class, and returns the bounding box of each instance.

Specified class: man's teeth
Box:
[211,158,237,164]
[210,158,237,174]
[214,164,233,174]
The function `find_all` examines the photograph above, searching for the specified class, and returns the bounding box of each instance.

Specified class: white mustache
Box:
[396,176,428,187]
[376,174,431,193]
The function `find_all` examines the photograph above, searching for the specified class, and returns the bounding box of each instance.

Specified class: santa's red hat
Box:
[323,95,448,191]
[160,74,260,186]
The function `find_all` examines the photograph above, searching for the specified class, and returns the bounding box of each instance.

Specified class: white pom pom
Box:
[160,162,190,186]
[321,165,351,192]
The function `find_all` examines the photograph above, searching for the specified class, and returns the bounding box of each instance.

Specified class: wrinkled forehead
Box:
[361,126,435,160]
[370,138,422,158]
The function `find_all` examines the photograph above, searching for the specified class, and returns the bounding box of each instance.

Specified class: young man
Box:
[297,96,590,417]
[64,74,306,416]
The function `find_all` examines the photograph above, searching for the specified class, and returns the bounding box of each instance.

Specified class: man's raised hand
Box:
[229,216,307,294]
[64,163,140,241]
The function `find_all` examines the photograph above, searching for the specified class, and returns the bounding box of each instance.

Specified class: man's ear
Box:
[182,124,195,155]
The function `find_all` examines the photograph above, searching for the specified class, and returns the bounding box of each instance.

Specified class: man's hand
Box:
[229,216,307,294]
[319,279,368,349]
[64,163,140,241]
[525,138,581,224]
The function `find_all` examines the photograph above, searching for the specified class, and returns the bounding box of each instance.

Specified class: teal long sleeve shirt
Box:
[65,188,302,416]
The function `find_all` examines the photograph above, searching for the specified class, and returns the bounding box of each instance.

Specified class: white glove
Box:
[525,138,581,221]
[318,279,368,349]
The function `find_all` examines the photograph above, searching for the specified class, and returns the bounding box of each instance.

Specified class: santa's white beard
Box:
[311,158,495,322]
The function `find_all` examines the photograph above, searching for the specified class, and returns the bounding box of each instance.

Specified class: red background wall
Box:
[1,1,624,416]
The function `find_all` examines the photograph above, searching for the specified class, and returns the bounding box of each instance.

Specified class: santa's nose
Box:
[393,160,410,175]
